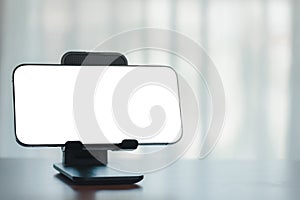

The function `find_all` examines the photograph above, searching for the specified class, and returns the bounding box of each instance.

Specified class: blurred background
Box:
[0,0,299,160]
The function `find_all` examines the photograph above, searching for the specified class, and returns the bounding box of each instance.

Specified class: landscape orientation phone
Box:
[12,64,183,146]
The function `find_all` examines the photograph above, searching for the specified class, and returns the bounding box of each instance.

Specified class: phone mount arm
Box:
[62,139,138,166]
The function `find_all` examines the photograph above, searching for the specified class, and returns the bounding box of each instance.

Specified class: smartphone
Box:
[12,64,182,146]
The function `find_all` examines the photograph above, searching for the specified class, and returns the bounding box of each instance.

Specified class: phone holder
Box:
[53,140,143,185]
[53,51,143,185]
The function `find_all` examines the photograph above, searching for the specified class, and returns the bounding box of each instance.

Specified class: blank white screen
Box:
[13,65,182,145]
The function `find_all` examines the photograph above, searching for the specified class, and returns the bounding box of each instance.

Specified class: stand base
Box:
[53,163,143,185]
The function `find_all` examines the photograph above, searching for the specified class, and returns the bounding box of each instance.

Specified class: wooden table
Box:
[0,158,300,200]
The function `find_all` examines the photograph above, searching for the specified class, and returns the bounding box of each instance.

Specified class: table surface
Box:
[0,158,300,200]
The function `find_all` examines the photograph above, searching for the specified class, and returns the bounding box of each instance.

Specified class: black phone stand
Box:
[53,51,143,185]
[53,140,143,185]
